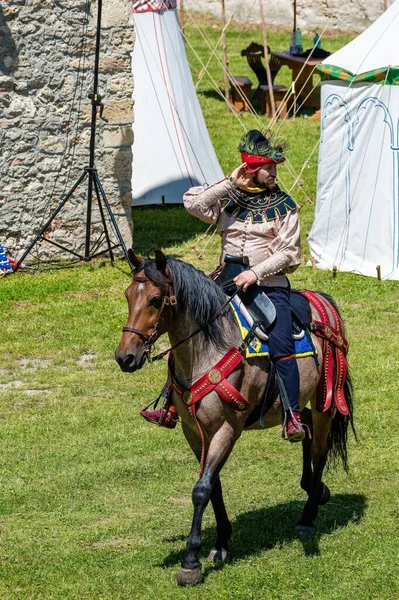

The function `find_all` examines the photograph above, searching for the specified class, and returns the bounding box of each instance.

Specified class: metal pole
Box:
[258,0,276,118]
[221,0,230,104]
[84,0,103,260]
[293,0,297,30]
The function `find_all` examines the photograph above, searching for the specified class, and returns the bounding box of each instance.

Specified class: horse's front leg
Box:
[208,477,232,562]
[177,420,236,586]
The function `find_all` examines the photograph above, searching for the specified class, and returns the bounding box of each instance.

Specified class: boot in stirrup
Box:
[139,382,178,429]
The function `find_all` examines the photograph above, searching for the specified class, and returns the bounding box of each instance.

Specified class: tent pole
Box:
[258,0,276,119]
[221,0,231,105]
[179,0,185,39]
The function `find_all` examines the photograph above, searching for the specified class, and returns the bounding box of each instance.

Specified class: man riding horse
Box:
[140,129,306,442]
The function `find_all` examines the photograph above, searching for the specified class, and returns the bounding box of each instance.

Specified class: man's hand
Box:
[234,269,257,291]
[230,163,249,187]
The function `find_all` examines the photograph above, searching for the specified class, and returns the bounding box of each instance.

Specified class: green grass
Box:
[1,14,399,600]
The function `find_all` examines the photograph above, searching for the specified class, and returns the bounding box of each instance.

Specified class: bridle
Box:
[122,267,241,362]
[122,268,177,354]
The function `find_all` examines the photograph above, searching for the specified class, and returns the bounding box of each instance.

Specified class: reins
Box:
[122,268,242,362]
[148,283,241,362]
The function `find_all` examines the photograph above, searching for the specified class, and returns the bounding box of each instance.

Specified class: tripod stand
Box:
[13,0,131,272]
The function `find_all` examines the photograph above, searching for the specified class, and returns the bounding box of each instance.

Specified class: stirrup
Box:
[281,410,306,443]
[141,381,169,413]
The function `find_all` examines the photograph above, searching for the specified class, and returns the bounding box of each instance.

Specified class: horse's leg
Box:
[300,407,313,495]
[180,424,232,564]
[297,409,332,532]
[177,421,236,586]
[208,476,232,563]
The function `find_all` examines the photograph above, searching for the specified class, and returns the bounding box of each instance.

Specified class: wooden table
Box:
[271,51,322,110]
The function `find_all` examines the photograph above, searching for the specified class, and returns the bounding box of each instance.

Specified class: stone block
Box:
[106,75,133,96]
[103,126,133,148]
[99,57,131,74]
[38,135,65,154]
[101,0,131,28]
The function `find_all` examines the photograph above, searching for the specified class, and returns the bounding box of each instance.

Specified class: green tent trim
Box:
[317,64,399,85]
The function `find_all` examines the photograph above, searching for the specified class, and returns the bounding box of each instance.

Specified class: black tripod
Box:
[13,0,131,272]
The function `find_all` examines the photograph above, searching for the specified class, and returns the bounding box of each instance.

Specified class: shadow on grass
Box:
[132,206,209,257]
[160,493,367,571]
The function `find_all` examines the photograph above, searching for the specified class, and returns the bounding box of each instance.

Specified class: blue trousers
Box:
[262,286,300,413]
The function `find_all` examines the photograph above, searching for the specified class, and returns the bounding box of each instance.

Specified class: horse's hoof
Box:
[176,566,204,586]
[296,523,315,534]
[208,547,231,563]
[319,483,331,505]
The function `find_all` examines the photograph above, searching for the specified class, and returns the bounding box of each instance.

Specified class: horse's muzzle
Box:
[114,348,147,373]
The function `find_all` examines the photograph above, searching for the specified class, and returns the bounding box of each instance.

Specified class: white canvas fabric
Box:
[131,5,223,206]
[310,81,399,280]
[309,3,399,281]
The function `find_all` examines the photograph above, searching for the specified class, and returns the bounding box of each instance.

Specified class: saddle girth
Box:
[301,290,349,416]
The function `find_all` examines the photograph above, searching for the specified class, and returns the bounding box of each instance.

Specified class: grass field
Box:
[1,14,399,600]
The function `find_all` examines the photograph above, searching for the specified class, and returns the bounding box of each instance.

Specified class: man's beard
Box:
[252,174,276,193]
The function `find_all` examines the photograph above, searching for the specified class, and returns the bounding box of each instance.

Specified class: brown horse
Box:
[115,250,355,586]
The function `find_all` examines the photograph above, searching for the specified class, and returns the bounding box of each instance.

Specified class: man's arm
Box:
[183,164,248,224]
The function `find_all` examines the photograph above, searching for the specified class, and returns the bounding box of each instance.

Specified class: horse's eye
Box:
[149,296,162,309]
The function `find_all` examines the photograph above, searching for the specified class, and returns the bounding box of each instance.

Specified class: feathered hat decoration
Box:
[239,129,288,171]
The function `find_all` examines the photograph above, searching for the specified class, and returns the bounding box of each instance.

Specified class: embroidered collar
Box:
[222,185,297,223]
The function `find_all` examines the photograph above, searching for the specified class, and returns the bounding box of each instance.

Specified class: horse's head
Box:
[115,249,175,373]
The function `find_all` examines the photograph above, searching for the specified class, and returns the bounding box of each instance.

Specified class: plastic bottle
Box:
[290,30,296,55]
[313,32,321,49]
[295,28,303,55]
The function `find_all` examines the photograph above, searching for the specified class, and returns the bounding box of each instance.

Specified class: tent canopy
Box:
[309,1,399,281]
[318,0,399,84]
[131,0,223,206]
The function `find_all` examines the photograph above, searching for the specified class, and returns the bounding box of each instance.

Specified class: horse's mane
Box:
[140,257,235,350]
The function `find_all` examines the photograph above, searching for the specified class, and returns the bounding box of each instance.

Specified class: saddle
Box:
[216,255,309,340]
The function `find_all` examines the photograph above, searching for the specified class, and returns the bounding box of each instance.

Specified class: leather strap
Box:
[169,347,248,476]
[169,347,248,412]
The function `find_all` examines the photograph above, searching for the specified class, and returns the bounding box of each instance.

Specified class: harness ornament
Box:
[208,369,222,384]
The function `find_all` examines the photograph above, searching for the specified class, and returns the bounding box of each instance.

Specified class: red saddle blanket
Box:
[301,290,349,416]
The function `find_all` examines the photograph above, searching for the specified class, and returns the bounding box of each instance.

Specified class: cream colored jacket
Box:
[183,177,301,287]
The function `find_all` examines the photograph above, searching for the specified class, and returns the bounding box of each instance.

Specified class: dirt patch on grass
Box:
[77,353,97,367]
[19,358,52,371]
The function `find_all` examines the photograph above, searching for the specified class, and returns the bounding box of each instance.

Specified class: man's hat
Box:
[238,130,287,171]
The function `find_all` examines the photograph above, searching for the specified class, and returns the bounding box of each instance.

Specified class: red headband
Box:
[240,151,285,172]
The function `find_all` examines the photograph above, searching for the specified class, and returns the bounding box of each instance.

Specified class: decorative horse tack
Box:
[169,347,248,412]
[302,290,349,416]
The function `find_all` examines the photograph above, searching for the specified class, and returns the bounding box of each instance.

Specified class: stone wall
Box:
[0,0,133,263]
[182,0,393,33]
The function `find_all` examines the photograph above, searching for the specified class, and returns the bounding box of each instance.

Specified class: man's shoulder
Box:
[270,186,297,217]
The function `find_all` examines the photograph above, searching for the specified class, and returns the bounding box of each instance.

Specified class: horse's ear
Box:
[155,250,167,273]
[128,249,143,269]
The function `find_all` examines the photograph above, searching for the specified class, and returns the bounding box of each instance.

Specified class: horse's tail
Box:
[317,292,357,473]
[327,369,355,472]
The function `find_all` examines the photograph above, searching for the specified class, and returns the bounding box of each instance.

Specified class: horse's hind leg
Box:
[177,421,235,586]
[297,410,332,532]
[300,408,313,495]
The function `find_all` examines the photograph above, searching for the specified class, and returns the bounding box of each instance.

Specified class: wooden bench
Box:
[260,84,291,119]
[229,76,253,112]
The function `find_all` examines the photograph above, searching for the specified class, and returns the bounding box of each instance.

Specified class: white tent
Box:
[309,1,399,280]
[131,0,223,206]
